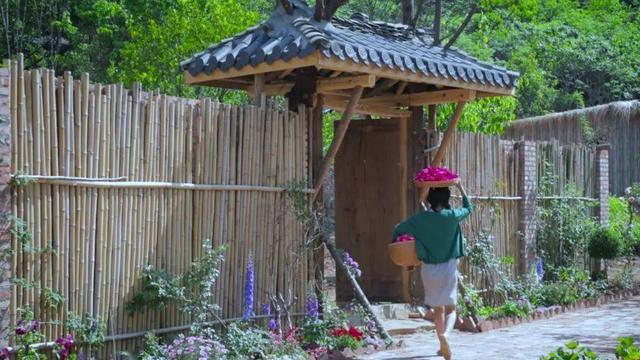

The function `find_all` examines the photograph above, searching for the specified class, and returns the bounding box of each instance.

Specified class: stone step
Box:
[384,318,436,336]
[370,303,429,320]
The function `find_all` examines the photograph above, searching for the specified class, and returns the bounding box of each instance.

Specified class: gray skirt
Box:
[421,259,458,307]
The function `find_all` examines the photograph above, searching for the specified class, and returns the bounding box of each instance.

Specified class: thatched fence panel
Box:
[505,101,640,194]
[9,60,311,354]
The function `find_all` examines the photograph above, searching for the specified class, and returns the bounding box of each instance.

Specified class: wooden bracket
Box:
[311,86,364,202]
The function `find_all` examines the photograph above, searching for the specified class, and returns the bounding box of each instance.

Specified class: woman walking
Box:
[393,183,472,360]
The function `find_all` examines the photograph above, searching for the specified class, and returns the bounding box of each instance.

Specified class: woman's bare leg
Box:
[433,306,445,336]
[444,304,456,336]
[434,305,455,360]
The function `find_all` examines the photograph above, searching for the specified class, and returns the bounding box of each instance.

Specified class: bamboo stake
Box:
[31,69,44,323]
[41,69,54,337]
[9,59,18,344]
[24,69,35,313]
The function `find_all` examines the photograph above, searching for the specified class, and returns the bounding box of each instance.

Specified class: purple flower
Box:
[261,303,271,316]
[536,257,544,280]
[268,318,279,331]
[342,252,362,278]
[0,347,13,360]
[29,321,39,332]
[242,255,255,320]
[15,325,27,336]
[305,294,319,321]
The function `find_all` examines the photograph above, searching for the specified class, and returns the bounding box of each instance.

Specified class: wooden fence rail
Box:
[9,57,312,355]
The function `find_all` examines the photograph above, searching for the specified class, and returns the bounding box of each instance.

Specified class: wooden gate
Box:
[335,119,412,303]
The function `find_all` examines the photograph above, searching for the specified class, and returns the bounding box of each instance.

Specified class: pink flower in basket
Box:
[414,167,458,182]
[396,234,415,243]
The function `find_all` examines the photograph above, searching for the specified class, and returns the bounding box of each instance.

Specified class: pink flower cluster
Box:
[414,167,458,182]
[395,234,415,243]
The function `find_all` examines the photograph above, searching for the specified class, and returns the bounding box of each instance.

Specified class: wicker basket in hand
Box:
[388,240,421,267]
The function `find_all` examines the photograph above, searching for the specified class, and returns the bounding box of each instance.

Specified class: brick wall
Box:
[595,145,610,226]
[0,64,11,347]
[517,141,537,275]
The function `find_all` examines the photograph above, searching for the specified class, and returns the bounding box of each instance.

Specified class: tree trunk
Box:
[401,0,413,25]
[433,0,442,45]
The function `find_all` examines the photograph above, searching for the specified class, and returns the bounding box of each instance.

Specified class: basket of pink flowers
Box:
[388,234,421,267]
[414,166,460,189]
[414,166,460,202]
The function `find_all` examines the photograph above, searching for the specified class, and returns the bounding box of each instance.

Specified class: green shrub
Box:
[588,227,622,259]
[224,323,273,359]
[610,194,640,258]
[537,179,597,272]
[616,337,640,360]
[478,300,532,320]
[613,266,636,291]
[540,340,602,360]
[538,282,580,306]
[541,337,640,360]
[528,268,607,307]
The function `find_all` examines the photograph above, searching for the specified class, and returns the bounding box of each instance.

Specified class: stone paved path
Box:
[360,296,640,360]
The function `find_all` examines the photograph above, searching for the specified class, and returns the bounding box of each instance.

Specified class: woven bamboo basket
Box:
[388,240,421,267]
[414,177,460,189]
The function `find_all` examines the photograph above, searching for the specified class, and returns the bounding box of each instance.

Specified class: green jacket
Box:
[393,196,473,264]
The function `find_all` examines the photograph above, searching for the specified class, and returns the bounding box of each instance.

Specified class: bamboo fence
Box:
[9,58,312,356]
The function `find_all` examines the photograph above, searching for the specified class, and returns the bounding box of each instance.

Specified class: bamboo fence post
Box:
[9,59,18,343]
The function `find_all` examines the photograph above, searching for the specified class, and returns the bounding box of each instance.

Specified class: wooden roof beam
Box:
[360,88,476,106]
[185,51,514,96]
[316,54,515,96]
[248,73,376,95]
[324,95,410,118]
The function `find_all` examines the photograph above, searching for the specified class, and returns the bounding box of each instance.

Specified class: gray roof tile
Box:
[182,2,519,89]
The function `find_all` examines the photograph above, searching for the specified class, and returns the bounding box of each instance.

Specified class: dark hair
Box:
[427,187,451,212]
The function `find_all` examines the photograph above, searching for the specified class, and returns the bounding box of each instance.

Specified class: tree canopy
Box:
[1,0,638,132]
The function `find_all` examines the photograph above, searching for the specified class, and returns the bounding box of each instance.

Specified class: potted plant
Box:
[588,226,622,278]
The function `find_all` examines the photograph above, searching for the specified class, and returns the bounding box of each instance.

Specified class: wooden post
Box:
[308,86,391,342]
[427,104,437,132]
[253,74,265,104]
[311,94,325,305]
[311,86,363,202]
[404,106,424,303]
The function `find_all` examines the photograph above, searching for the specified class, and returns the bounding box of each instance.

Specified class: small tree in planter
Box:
[588,226,623,279]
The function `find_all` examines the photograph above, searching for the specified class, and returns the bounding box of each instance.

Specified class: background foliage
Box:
[2,0,639,131]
